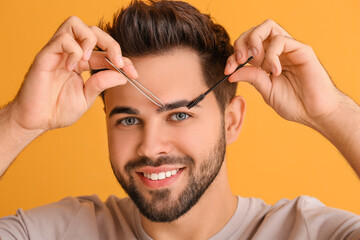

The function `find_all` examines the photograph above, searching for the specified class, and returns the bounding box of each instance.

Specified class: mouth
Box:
[142,169,180,180]
[136,167,185,189]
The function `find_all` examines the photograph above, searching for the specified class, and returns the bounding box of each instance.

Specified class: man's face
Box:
[105,48,226,222]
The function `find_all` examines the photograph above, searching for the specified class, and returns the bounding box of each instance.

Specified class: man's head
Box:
[99,0,245,223]
[100,0,236,111]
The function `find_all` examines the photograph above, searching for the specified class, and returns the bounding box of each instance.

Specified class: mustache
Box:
[125,155,194,172]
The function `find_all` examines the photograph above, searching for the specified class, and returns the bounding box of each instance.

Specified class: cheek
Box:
[107,128,139,168]
[168,118,220,162]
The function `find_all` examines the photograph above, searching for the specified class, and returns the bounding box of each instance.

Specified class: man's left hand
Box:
[225,19,341,130]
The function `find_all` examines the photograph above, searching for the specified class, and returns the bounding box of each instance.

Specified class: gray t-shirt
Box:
[0,195,359,239]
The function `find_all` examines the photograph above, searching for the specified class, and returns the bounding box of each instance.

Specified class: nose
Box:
[136,122,173,158]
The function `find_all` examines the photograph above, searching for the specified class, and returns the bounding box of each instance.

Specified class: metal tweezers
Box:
[105,57,165,108]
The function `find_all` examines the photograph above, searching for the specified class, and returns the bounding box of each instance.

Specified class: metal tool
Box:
[105,57,165,108]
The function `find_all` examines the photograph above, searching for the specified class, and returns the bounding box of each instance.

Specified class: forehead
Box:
[105,48,210,112]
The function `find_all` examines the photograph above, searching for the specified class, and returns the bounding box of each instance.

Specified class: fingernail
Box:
[272,67,276,75]
[130,65,138,78]
[236,51,242,61]
[85,50,92,61]
[251,47,258,56]
[225,62,231,73]
[117,55,124,67]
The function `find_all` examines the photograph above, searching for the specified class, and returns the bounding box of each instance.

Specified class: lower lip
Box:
[138,169,184,189]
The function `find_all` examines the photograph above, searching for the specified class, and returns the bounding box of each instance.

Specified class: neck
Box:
[140,160,237,240]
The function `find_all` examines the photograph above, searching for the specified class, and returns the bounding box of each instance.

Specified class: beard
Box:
[111,126,226,223]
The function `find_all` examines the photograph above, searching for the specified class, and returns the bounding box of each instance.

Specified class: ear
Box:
[224,96,246,145]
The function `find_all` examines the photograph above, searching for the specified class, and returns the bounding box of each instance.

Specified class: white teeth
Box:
[143,169,179,181]
[151,173,158,180]
[158,172,166,180]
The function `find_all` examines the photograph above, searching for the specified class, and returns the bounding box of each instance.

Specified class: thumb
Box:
[84,70,127,107]
[228,66,272,104]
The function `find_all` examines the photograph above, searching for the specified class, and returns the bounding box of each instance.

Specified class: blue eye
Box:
[118,117,140,126]
[169,112,190,121]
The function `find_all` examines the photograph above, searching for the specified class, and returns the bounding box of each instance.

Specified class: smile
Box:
[142,169,180,181]
[136,167,184,189]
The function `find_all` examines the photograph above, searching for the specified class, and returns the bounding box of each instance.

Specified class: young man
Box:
[1,0,360,239]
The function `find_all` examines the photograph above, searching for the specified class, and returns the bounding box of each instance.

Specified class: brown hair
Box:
[97,0,236,111]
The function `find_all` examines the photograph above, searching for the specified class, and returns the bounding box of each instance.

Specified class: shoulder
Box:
[0,195,135,240]
[258,196,360,240]
[267,195,324,215]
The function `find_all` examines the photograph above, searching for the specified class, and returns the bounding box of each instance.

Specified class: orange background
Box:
[0,0,359,217]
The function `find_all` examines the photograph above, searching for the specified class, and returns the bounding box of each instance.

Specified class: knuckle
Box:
[246,26,256,34]
[303,43,312,50]
[110,41,121,52]
[248,32,259,42]
[69,48,83,59]
[262,19,284,35]
[251,24,260,33]
[271,35,287,47]
[264,19,275,25]
[85,33,97,45]
[89,25,100,31]
[233,37,243,47]
[57,31,71,40]
[235,29,251,44]
[303,44,314,53]
[52,32,73,46]
[272,34,284,42]
[79,27,97,45]
[66,15,80,23]
[249,25,263,39]
[65,42,83,55]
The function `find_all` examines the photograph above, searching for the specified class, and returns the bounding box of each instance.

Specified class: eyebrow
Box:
[108,107,139,118]
[108,99,200,118]
[156,99,200,113]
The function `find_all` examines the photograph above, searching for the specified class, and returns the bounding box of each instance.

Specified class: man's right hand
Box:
[0,16,136,177]
[9,16,137,132]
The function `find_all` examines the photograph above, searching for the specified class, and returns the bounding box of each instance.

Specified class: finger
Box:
[121,57,138,79]
[225,54,238,75]
[76,51,138,79]
[233,27,263,67]
[233,19,291,67]
[84,70,128,107]
[41,32,83,71]
[76,51,109,71]
[250,19,292,43]
[262,35,305,76]
[246,28,266,66]
[90,26,124,68]
[261,35,285,76]
[53,16,97,62]
[228,66,272,104]
[233,29,252,63]
[225,53,255,76]
[248,20,292,64]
